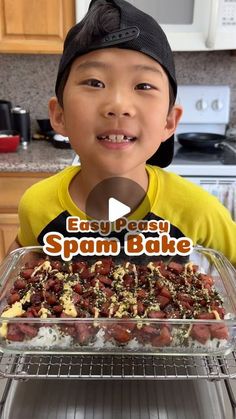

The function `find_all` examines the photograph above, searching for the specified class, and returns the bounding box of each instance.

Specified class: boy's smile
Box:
[49,48,182,189]
[96,128,137,149]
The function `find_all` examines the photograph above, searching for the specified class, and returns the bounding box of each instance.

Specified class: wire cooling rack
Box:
[0,352,236,380]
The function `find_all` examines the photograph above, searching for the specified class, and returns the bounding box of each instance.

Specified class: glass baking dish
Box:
[0,246,236,356]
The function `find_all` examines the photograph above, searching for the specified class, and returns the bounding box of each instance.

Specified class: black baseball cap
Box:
[55,0,177,167]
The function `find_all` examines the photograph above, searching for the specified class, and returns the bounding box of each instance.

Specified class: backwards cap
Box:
[55,0,177,167]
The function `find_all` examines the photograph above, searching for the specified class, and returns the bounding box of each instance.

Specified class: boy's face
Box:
[50,48,182,177]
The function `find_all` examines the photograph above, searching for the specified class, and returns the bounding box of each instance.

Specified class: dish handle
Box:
[222,257,236,281]
[0,249,23,286]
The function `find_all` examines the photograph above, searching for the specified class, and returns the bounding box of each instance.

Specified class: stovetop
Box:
[167,142,236,177]
[173,142,236,166]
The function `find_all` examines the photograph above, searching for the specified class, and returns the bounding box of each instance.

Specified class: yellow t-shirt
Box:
[17,165,236,266]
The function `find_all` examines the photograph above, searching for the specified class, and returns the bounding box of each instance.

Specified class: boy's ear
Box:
[163,105,183,142]
[48,97,67,136]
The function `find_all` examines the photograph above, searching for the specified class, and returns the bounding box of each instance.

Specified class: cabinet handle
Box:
[205,0,220,49]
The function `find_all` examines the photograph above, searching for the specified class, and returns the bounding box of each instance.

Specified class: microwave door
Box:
[76,0,90,21]
[76,0,211,40]
[128,0,212,51]
[75,0,236,51]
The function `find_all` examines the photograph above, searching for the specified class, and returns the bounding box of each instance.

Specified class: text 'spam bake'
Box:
[43,218,193,260]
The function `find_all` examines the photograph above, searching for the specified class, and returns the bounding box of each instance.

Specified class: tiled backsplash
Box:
[0,51,236,133]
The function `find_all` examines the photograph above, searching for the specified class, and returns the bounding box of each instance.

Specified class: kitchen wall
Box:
[0,51,236,133]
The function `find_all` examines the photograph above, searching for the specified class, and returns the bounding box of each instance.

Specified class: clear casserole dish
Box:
[0,246,236,356]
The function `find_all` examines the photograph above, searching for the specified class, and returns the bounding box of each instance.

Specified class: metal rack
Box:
[0,351,236,380]
[0,352,236,418]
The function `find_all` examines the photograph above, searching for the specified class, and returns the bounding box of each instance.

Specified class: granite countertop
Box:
[0,140,75,173]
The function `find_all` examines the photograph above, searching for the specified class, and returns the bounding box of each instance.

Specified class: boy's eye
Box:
[135,83,155,90]
[83,79,105,88]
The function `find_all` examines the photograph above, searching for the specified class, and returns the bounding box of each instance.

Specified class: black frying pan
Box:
[177,132,231,150]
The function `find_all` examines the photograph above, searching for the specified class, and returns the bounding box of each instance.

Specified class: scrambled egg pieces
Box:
[60,283,77,318]
[0,302,25,337]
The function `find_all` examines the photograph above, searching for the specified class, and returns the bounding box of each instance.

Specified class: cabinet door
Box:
[0,0,75,53]
[0,172,53,262]
[0,213,18,262]
[0,173,53,213]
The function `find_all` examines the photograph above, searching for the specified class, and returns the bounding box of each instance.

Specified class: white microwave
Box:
[75,0,236,51]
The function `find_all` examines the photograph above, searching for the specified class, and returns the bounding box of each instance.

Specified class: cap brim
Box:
[146,135,174,168]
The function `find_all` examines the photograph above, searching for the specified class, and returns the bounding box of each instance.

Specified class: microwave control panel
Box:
[221,0,236,27]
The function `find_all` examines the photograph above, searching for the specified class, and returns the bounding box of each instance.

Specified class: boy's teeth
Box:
[110,135,123,142]
[98,134,135,142]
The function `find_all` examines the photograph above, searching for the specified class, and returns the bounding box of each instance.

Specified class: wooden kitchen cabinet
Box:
[0,172,53,262]
[0,0,75,53]
[0,213,19,262]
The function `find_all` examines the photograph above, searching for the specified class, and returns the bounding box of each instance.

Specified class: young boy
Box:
[9,0,236,266]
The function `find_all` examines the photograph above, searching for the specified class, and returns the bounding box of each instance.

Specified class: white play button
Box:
[108,197,131,222]
[85,177,150,221]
